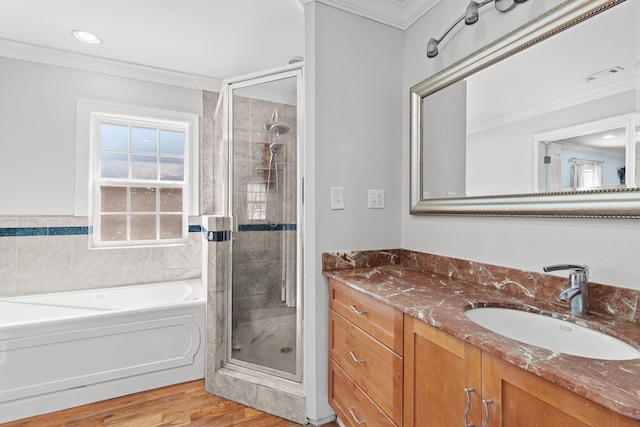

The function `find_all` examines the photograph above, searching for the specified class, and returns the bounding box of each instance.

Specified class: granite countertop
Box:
[324,265,640,420]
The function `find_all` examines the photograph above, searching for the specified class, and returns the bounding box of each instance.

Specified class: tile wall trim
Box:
[0,226,92,237]
[237,223,297,232]
[188,225,202,233]
[205,230,232,242]
[0,225,203,237]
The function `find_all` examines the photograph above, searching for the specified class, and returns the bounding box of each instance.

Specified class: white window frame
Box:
[75,99,199,248]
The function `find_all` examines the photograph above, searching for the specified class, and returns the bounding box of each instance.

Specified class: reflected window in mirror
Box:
[533,114,635,193]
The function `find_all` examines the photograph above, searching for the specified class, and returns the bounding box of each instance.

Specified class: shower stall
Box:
[225,66,302,382]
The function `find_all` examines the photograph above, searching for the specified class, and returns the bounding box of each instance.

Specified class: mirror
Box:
[410,0,640,217]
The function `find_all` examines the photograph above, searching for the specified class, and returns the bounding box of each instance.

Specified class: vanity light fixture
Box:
[426,0,529,58]
[71,29,102,45]
[602,134,616,139]
[465,1,481,25]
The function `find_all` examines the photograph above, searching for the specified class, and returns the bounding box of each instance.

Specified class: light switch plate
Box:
[331,187,345,210]
[368,189,384,209]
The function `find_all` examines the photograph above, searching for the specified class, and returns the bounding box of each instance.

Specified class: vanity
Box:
[326,1,640,424]
[324,250,640,426]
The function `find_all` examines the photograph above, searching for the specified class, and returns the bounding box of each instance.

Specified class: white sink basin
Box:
[464,307,640,360]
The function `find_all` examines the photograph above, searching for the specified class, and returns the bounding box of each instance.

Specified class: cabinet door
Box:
[404,315,482,427]
[482,352,640,427]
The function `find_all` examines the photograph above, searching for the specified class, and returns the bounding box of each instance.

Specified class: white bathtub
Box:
[0,279,205,423]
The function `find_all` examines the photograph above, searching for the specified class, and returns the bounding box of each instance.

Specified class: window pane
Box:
[131,187,156,212]
[160,214,182,239]
[100,152,129,178]
[101,215,127,241]
[131,127,157,153]
[160,188,182,212]
[160,157,184,181]
[132,155,157,180]
[131,214,156,240]
[101,186,127,212]
[160,130,185,155]
[101,123,128,151]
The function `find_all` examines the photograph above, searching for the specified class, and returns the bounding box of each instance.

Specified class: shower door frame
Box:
[223,63,304,382]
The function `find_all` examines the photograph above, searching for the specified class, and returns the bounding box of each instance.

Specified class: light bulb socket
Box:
[495,0,517,13]
[426,38,439,58]
[465,1,480,25]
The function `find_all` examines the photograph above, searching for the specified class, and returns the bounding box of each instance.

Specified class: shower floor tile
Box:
[231,311,297,375]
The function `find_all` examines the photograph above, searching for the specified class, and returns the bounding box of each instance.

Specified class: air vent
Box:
[583,66,625,83]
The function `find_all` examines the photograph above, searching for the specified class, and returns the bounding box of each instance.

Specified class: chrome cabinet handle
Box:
[348,407,365,425]
[348,350,365,364]
[481,399,493,427]
[349,305,366,315]
[463,388,475,427]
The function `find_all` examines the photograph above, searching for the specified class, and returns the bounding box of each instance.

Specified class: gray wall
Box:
[304,3,404,422]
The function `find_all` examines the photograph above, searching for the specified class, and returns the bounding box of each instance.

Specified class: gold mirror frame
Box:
[409,0,640,218]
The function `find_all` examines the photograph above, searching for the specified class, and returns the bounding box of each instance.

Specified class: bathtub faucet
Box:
[543,264,589,315]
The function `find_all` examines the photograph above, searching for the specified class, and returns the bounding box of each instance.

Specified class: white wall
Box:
[304,2,403,422]
[466,91,634,196]
[0,57,201,215]
[402,0,640,290]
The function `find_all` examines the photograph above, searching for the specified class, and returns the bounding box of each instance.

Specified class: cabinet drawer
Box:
[329,310,403,425]
[329,279,403,355]
[329,358,396,427]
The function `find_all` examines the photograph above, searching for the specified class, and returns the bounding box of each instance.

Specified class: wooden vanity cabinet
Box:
[482,352,639,427]
[404,315,482,427]
[405,316,640,427]
[328,279,403,426]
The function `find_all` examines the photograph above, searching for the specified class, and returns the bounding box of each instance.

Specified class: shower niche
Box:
[227,68,302,382]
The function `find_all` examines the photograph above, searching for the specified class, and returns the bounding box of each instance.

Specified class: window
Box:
[94,117,188,246]
[75,100,199,248]
[75,100,199,247]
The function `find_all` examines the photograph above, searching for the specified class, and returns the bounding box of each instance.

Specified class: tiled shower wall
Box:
[0,216,202,298]
[232,95,297,324]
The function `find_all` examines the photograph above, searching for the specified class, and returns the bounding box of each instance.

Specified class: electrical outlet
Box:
[368,189,384,209]
[331,187,345,210]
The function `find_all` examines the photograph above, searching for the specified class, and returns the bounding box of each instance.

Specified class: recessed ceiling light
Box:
[71,29,102,45]
[602,134,616,140]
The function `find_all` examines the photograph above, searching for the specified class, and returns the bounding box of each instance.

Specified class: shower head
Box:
[269,142,283,154]
[264,109,289,136]
[270,123,289,136]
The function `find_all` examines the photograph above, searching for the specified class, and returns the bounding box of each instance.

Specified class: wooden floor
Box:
[2,380,339,427]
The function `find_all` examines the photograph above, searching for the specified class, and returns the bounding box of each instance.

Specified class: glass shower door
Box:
[227,68,302,381]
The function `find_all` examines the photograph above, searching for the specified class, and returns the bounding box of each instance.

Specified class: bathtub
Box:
[0,279,205,423]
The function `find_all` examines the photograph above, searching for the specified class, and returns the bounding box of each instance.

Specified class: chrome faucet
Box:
[543,264,589,315]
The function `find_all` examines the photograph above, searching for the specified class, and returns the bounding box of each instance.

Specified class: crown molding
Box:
[467,76,636,135]
[0,38,222,92]
[301,0,439,29]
